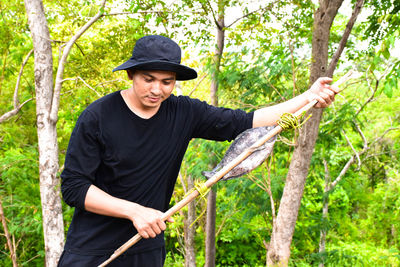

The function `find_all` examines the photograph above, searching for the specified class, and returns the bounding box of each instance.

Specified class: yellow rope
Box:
[194,181,210,198]
[184,180,210,227]
[277,111,312,131]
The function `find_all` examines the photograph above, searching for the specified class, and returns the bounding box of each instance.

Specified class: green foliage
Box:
[0,137,44,266]
[363,0,400,48]
[305,242,400,267]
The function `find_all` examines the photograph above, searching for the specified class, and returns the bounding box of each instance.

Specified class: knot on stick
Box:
[194,181,210,199]
[185,180,210,227]
[277,112,312,131]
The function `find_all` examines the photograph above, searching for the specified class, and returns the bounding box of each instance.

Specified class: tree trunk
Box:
[318,159,331,267]
[184,176,197,267]
[205,7,225,267]
[318,199,329,267]
[24,0,65,266]
[205,189,217,267]
[267,1,344,265]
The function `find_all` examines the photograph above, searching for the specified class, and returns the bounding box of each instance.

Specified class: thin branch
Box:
[365,148,400,160]
[188,74,208,96]
[365,66,374,94]
[323,158,332,191]
[178,172,187,195]
[95,79,126,88]
[105,10,194,16]
[327,0,364,75]
[22,254,40,266]
[50,0,108,123]
[355,76,378,117]
[199,0,218,29]
[248,174,269,192]
[14,49,34,108]
[216,207,242,237]
[0,49,34,124]
[62,77,102,97]
[265,158,276,224]
[230,99,262,110]
[330,155,354,188]
[73,42,86,57]
[225,5,269,29]
[370,127,400,146]
[267,79,286,102]
[0,198,18,267]
[342,129,361,170]
[0,98,34,123]
[355,63,393,117]
[288,40,297,97]
[330,126,398,188]
[354,122,368,151]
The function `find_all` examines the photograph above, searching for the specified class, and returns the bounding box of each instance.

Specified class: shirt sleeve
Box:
[188,98,254,141]
[61,109,102,210]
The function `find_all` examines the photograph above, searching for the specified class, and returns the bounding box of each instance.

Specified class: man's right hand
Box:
[129,203,174,239]
[84,185,174,239]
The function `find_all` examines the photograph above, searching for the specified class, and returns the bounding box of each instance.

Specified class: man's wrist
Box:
[120,201,140,222]
[302,90,316,104]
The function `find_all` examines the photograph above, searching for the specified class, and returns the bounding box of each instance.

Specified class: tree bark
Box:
[205,7,225,267]
[205,188,217,267]
[24,0,64,266]
[24,1,108,265]
[184,176,197,267]
[267,1,344,265]
[318,159,331,267]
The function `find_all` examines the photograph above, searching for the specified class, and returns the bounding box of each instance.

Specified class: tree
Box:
[205,0,224,265]
[24,0,107,265]
[267,0,364,265]
[24,1,65,265]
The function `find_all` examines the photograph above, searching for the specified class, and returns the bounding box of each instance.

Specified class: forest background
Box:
[0,0,399,266]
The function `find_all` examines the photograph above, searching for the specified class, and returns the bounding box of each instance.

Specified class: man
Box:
[58,35,338,266]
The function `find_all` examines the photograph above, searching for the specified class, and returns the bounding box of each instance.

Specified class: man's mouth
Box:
[148,96,161,103]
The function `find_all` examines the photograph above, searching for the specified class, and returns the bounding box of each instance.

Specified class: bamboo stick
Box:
[98,70,357,266]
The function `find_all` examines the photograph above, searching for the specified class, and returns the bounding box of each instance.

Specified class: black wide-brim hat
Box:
[113,35,197,81]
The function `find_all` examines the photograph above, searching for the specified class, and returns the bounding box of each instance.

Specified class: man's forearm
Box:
[84,185,137,220]
[84,185,172,239]
[253,93,310,127]
[252,77,337,128]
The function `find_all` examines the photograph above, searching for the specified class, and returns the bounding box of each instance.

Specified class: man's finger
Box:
[140,230,150,239]
[315,95,328,107]
[146,226,157,238]
[157,220,167,231]
[317,77,333,85]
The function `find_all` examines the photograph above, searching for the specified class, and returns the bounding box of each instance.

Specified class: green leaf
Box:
[383,81,393,98]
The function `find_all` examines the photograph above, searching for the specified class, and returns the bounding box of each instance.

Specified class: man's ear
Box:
[127,69,134,80]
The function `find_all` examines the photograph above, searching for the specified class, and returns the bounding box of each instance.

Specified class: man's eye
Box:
[163,81,172,85]
[144,78,153,83]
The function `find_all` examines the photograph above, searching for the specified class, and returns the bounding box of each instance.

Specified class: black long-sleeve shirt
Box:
[61,91,253,255]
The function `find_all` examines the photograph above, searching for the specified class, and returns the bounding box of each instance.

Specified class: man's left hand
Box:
[305,77,340,108]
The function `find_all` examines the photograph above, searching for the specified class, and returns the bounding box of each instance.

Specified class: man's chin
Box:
[143,101,162,110]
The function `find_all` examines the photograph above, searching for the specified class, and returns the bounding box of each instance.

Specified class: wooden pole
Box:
[98,70,357,267]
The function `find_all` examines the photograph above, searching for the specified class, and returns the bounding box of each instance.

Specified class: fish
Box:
[202,126,277,181]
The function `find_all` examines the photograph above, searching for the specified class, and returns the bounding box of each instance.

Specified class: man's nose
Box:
[150,82,162,94]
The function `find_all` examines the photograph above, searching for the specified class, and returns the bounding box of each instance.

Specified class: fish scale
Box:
[202,126,277,181]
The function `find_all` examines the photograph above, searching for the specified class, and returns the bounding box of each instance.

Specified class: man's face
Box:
[128,70,176,111]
